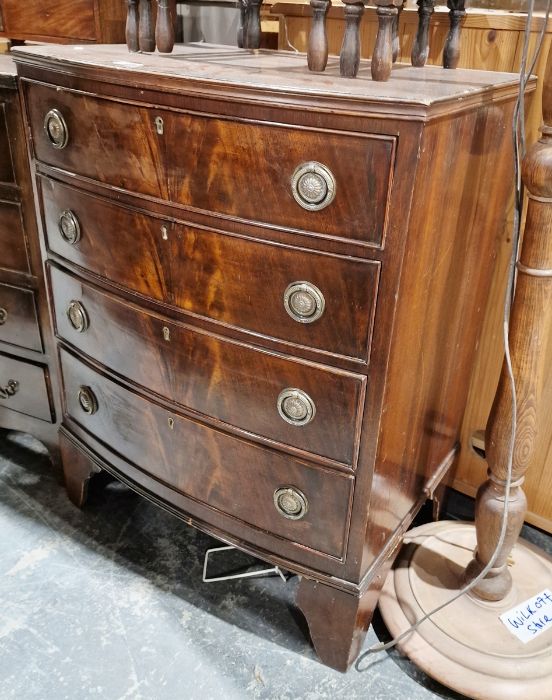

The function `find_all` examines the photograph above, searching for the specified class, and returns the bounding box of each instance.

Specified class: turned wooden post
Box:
[237,0,247,48]
[126,0,140,52]
[308,0,332,72]
[139,0,156,52]
[411,0,434,67]
[443,0,466,69]
[340,1,365,78]
[372,0,401,81]
[392,0,405,64]
[243,0,262,49]
[156,0,175,53]
[465,49,552,601]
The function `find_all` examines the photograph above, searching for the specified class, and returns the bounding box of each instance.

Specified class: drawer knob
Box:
[0,307,7,325]
[58,210,81,245]
[67,300,89,333]
[284,282,325,324]
[274,486,309,520]
[291,162,336,211]
[44,109,69,150]
[78,386,98,415]
[0,379,19,400]
[277,388,316,426]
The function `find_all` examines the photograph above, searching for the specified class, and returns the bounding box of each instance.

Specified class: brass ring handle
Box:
[291,161,336,211]
[78,386,98,415]
[274,486,309,520]
[58,210,81,245]
[0,379,19,399]
[44,109,69,150]
[0,307,7,325]
[67,300,89,333]
[284,282,325,324]
[277,388,316,426]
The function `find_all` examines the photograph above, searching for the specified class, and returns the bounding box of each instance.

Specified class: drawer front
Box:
[26,82,394,246]
[60,348,353,559]
[50,266,364,467]
[0,201,28,274]
[1,0,96,40]
[0,283,42,352]
[0,353,52,422]
[41,178,379,362]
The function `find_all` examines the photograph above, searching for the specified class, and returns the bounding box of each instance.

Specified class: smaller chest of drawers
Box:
[14,43,525,671]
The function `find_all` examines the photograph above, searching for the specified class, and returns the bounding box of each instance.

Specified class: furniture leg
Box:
[308,0,332,72]
[411,0,434,67]
[60,431,101,508]
[372,1,400,81]
[340,1,365,78]
[443,0,466,69]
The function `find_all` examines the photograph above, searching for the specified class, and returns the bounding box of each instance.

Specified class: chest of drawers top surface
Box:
[12,42,523,117]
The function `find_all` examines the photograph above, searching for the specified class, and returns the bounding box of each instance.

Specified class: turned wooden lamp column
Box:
[378,47,552,700]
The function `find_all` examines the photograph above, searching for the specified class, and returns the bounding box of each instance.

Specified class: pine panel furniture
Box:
[13,43,525,671]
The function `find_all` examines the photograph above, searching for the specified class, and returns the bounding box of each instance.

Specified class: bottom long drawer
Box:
[60,348,354,560]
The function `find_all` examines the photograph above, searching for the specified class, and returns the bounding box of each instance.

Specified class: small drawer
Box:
[0,353,52,422]
[60,348,353,559]
[50,266,365,467]
[0,283,42,352]
[41,178,379,363]
[26,82,394,247]
[0,201,29,274]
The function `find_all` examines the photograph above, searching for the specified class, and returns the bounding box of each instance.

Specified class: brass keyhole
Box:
[155,116,164,135]
[161,225,168,241]
[163,326,170,341]
[168,417,174,430]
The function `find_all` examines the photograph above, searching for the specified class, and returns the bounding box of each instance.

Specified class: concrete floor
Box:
[0,428,548,700]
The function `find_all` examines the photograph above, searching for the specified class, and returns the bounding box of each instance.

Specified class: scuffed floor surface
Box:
[0,428,519,700]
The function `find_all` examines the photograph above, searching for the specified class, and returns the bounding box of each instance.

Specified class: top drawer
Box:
[24,82,395,247]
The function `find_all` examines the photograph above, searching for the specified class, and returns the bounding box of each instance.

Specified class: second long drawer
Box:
[50,265,365,468]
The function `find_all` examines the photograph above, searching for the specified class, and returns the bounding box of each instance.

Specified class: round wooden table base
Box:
[378,521,552,700]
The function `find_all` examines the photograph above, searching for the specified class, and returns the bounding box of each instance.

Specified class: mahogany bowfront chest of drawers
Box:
[13,44,523,671]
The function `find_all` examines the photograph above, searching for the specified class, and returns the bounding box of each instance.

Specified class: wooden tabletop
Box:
[12,42,529,120]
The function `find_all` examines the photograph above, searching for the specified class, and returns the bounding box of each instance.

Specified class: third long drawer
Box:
[49,265,366,468]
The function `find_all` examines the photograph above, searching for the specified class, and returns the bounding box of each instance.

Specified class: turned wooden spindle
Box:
[464,49,552,601]
[372,0,400,81]
[411,0,434,67]
[308,0,332,72]
[243,0,262,49]
[126,0,140,52]
[443,0,466,69]
[156,0,175,53]
[138,0,156,52]
[340,1,365,78]
[392,0,405,64]
[237,0,248,48]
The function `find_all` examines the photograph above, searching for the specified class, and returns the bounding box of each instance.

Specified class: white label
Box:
[500,589,552,643]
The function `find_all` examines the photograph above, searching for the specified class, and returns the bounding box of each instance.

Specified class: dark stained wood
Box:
[60,430,101,508]
[0,201,28,274]
[244,0,263,49]
[391,0,405,63]
[411,0,435,67]
[371,1,398,82]
[139,0,155,52]
[126,0,139,52]
[155,0,174,54]
[13,43,525,671]
[308,0,332,72]
[25,82,394,247]
[49,264,366,468]
[0,283,42,352]
[60,347,354,560]
[340,1,364,78]
[465,45,552,600]
[0,58,62,462]
[443,0,466,69]
[0,0,126,43]
[40,177,379,364]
